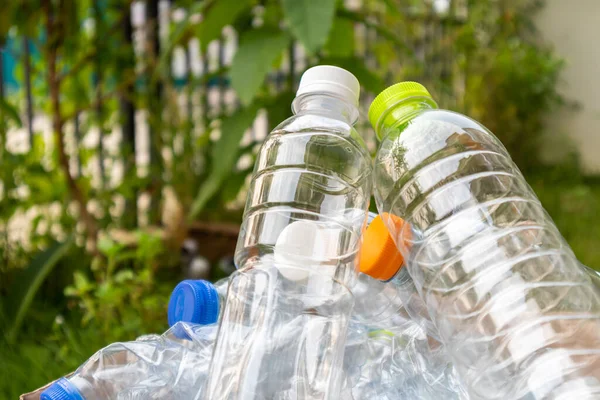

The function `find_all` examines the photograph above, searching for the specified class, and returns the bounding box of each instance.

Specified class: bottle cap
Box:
[274,220,343,281]
[168,280,219,327]
[368,82,436,138]
[359,214,408,281]
[367,211,378,225]
[296,66,360,107]
[40,378,85,400]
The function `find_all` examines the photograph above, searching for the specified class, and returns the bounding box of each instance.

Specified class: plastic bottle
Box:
[583,263,600,288]
[348,327,469,400]
[167,278,228,327]
[40,322,217,400]
[166,284,458,400]
[204,66,372,400]
[352,212,434,335]
[368,82,600,399]
[352,213,409,329]
[351,214,468,399]
[354,214,437,338]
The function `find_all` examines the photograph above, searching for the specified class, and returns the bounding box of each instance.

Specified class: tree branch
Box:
[60,74,135,122]
[120,4,138,229]
[337,9,414,55]
[58,49,96,81]
[57,10,129,82]
[44,0,99,254]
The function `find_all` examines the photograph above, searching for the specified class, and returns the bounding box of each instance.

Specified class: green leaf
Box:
[114,250,138,264]
[73,271,93,293]
[281,0,336,53]
[114,269,135,283]
[380,0,402,15]
[197,0,252,51]
[98,237,124,258]
[263,2,284,28]
[4,238,74,343]
[210,105,261,175]
[64,286,78,297]
[266,90,295,131]
[321,56,386,94]
[221,168,251,203]
[188,104,260,220]
[231,28,291,105]
[324,18,355,58]
[0,98,22,128]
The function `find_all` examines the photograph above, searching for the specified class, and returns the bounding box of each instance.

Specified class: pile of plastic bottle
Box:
[41,66,600,400]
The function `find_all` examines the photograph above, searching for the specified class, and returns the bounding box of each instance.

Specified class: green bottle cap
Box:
[368,82,436,139]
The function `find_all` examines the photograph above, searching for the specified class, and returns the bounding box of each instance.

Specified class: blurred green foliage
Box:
[530,166,600,268]
[0,0,597,398]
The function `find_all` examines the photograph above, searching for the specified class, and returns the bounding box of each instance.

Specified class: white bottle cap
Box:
[274,220,342,282]
[296,65,360,107]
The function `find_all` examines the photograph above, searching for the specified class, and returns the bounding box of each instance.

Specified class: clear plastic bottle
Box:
[40,322,217,400]
[204,66,372,400]
[583,263,600,288]
[351,213,408,329]
[368,82,600,399]
[354,214,437,338]
[351,214,467,399]
[167,278,228,327]
[350,328,468,400]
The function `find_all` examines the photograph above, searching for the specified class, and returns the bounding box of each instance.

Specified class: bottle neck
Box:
[375,97,438,140]
[291,93,359,125]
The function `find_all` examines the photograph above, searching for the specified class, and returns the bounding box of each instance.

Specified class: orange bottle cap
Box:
[359,214,408,281]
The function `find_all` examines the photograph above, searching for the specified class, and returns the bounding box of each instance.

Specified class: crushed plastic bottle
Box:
[368,81,600,399]
[338,319,470,400]
[204,66,372,400]
[583,263,600,288]
[349,214,468,399]
[355,214,437,339]
[40,322,217,400]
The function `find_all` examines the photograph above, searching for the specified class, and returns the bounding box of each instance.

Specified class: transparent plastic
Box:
[234,93,372,286]
[583,263,600,288]
[341,321,468,399]
[201,277,228,324]
[204,92,372,400]
[213,277,228,296]
[352,270,438,339]
[373,100,600,399]
[353,213,438,337]
[349,272,467,399]
[41,322,217,400]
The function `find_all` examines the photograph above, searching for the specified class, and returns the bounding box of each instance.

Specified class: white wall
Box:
[536,0,600,174]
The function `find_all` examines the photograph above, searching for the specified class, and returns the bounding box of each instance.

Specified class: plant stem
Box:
[93,0,106,188]
[337,9,414,55]
[44,0,99,254]
[0,45,5,149]
[120,4,138,229]
[146,0,164,226]
[23,37,34,148]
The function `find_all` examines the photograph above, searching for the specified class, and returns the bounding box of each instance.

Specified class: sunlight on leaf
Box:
[0,98,23,128]
[231,28,291,105]
[188,104,260,220]
[281,0,336,54]
[324,18,355,58]
[197,0,252,51]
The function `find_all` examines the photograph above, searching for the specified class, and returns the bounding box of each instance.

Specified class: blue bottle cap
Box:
[168,280,219,327]
[40,378,85,400]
